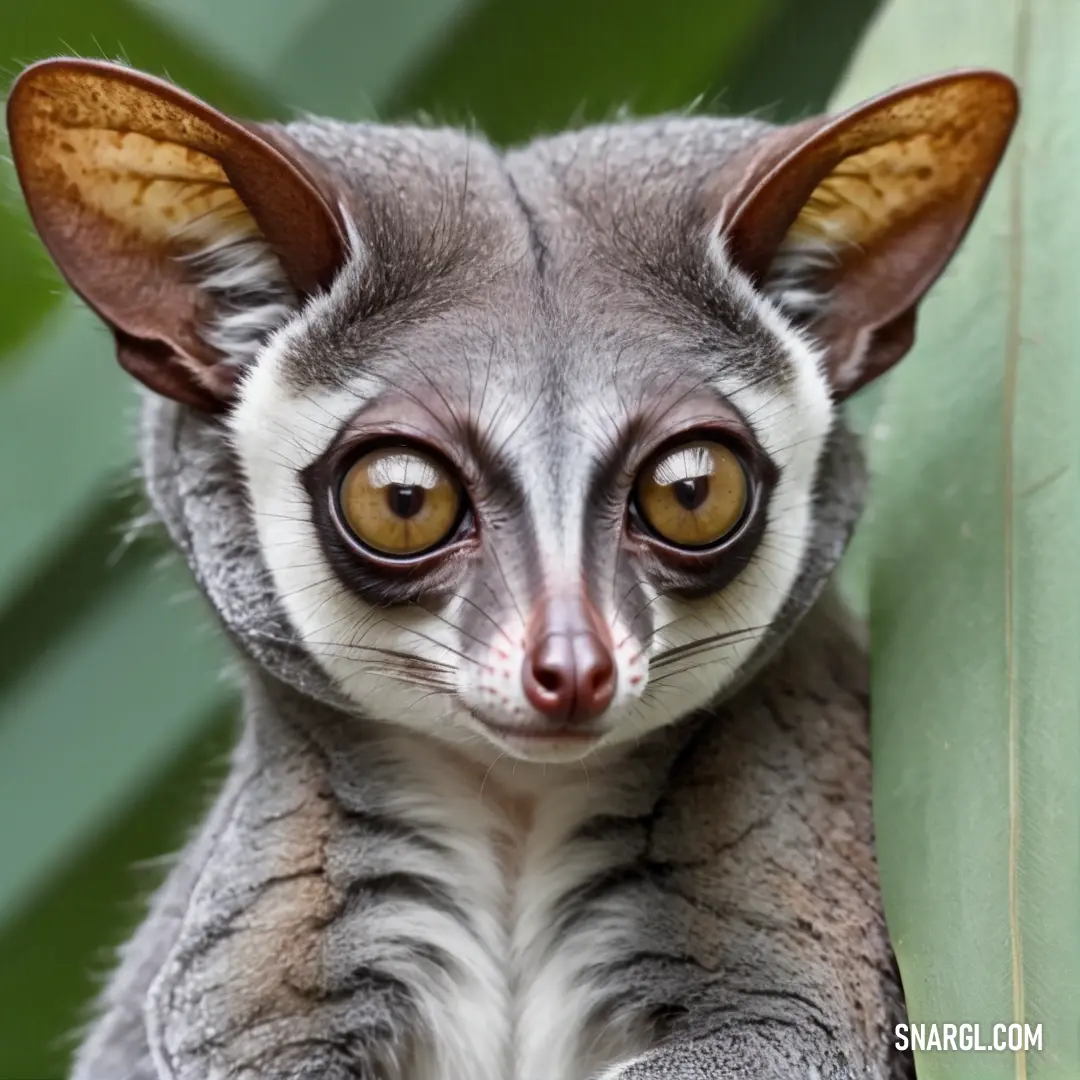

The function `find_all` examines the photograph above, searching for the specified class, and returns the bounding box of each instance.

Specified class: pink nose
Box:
[521,594,616,725]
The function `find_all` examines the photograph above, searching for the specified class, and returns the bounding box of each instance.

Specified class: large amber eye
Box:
[338,447,462,557]
[635,440,749,548]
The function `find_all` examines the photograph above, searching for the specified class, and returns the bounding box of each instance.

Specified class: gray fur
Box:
[62,109,909,1080]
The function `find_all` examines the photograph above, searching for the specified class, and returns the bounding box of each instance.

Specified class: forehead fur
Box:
[274,114,790,400]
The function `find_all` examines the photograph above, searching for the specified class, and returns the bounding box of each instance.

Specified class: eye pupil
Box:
[672,476,708,512]
[388,484,425,519]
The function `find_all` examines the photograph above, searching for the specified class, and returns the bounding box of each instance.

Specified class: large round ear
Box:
[720,70,1019,399]
[7,58,348,411]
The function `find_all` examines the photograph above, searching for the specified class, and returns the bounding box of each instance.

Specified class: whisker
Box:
[418,598,507,653]
[246,626,457,671]
[649,623,767,668]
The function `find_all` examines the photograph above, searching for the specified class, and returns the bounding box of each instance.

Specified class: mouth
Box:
[468,710,606,753]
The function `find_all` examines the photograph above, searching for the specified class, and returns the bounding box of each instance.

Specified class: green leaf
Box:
[0,0,273,112]
[134,0,480,120]
[0,304,134,611]
[0,199,63,358]
[0,562,231,925]
[132,0,334,88]
[836,2,1080,1077]
[717,0,882,121]
[388,0,785,142]
[257,0,479,119]
[0,707,234,1080]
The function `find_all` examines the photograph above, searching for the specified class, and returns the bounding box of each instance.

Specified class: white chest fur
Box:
[376,735,650,1080]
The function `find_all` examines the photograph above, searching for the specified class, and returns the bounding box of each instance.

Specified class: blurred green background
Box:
[0,1,881,1075]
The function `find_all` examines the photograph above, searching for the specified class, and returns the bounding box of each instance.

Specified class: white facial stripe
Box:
[603,237,835,744]
[232,288,570,757]
[231,287,473,734]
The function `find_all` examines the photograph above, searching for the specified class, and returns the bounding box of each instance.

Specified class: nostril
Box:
[523,646,574,719]
[534,666,563,694]
[586,662,614,698]
[581,652,616,711]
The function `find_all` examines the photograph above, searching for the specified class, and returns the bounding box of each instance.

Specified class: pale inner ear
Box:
[764,134,954,316]
[10,59,349,407]
[781,73,1012,259]
[44,122,293,368]
[51,128,259,249]
[784,131,963,252]
[726,71,1017,397]
[761,80,1014,324]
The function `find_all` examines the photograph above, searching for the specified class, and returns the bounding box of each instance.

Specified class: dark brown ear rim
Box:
[7,57,349,296]
[725,68,1021,286]
[722,69,1019,400]
[6,57,349,413]
[114,332,233,412]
